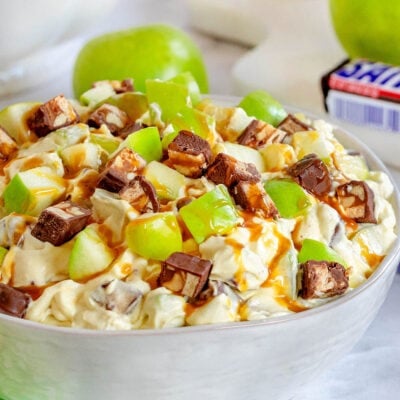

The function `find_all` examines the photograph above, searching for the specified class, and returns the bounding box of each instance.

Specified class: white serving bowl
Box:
[0,102,399,400]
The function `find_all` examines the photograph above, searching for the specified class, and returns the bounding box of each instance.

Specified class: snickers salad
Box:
[0,74,397,330]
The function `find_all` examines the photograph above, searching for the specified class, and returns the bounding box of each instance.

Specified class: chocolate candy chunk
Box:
[159,252,212,298]
[238,119,287,149]
[97,148,146,193]
[299,260,348,299]
[94,78,134,94]
[288,153,331,196]
[167,130,212,178]
[91,280,142,315]
[206,153,261,188]
[119,176,159,213]
[231,180,278,218]
[28,95,78,137]
[336,180,376,223]
[277,114,312,136]
[31,201,92,246]
[88,104,129,135]
[0,283,31,318]
[0,125,18,159]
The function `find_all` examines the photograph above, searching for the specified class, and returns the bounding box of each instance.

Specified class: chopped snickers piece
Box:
[119,176,159,213]
[206,153,261,188]
[167,130,212,178]
[231,180,278,218]
[336,180,376,223]
[277,114,312,136]
[288,153,331,196]
[299,260,349,299]
[91,280,142,315]
[159,252,212,298]
[31,201,92,246]
[94,78,134,94]
[27,95,78,137]
[238,119,287,149]
[97,148,146,193]
[87,104,129,135]
[0,283,31,318]
[0,125,18,159]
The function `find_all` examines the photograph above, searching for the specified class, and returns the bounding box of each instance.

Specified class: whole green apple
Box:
[330,0,400,65]
[73,24,208,97]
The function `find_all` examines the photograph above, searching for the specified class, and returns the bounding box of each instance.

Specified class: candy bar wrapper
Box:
[321,59,400,133]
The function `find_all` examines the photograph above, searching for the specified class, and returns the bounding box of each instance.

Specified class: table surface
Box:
[1,1,399,399]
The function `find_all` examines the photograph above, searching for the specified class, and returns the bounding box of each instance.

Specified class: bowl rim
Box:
[1,96,399,337]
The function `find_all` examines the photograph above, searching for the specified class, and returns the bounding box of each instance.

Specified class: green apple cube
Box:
[333,152,369,181]
[170,105,214,141]
[264,179,311,219]
[125,212,182,261]
[60,143,102,173]
[90,134,121,154]
[68,226,115,281]
[219,142,265,173]
[168,72,201,105]
[292,130,333,162]
[52,123,91,148]
[0,246,8,266]
[2,167,66,216]
[144,161,186,200]
[146,79,190,122]
[124,126,162,163]
[238,90,287,127]
[161,130,179,151]
[0,102,41,144]
[179,184,241,243]
[298,238,347,267]
[80,85,116,108]
[104,92,149,121]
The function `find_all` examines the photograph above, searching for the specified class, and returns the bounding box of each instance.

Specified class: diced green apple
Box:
[68,226,115,281]
[0,102,41,144]
[168,72,201,105]
[60,143,102,173]
[144,161,186,200]
[264,179,311,219]
[2,167,66,216]
[298,238,347,266]
[103,92,149,121]
[170,105,215,141]
[238,90,287,127]
[333,152,369,180]
[0,246,8,266]
[292,130,334,162]
[90,133,121,154]
[125,212,183,261]
[52,123,91,148]
[179,184,241,243]
[124,126,162,163]
[146,79,190,123]
[80,85,116,108]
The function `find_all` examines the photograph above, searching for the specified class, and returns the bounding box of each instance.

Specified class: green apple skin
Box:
[298,238,347,267]
[238,90,287,127]
[124,127,162,163]
[68,226,115,281]
[0,102,40,144]
[330,0,400,65]
[168,72,201,105]
[90,134,121,154]
[144,161,186,200]
[264,179,311,219]
[102,92,149,122]
[179,184,241,244]
[0,246,8,266]
[2,167,66,216]
[73,24,208,97]
[125,212,183,261]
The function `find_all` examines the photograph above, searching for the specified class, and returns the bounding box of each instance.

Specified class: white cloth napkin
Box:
[297,273,400,400]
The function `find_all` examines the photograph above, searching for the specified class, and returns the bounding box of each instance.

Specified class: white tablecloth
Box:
[1,1,399,398]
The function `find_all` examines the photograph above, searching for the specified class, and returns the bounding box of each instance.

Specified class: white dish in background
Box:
[0,98,399,400]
